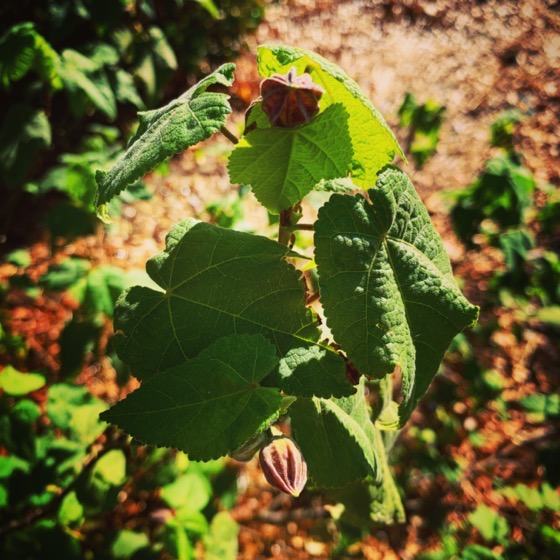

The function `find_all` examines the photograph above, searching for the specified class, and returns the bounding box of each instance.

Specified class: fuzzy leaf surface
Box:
[229,103,352,212]
[314,166,479,424]
[290,380,379,487]
[257,45,404,188]
[95,63,235,208]
[114,219,351,398]
[101,334,283,460]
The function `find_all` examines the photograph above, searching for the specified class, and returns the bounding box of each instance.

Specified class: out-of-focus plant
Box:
[0,0,265,239]
[398,92,445,168]
[0,373,239,558]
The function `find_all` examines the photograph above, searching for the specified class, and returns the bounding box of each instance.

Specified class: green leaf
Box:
[102,334,283,460]
[229,103,352,212]
[5,249,32,268]
[325,429,404,526]
[39,258,91,291]
[113,219,350,397]
[204,512,239,560]
[0,23,37,85]
[195,0,221,19]
[314,166,478,424]
[290,379,379,487]
[0,105,51,187]
[68,400,107,444]
[0,455,30,478]
[175,508,209,535]
[81,265,129,318]
[59,49,117,119]
[161,471,212,510]
[0,366,45,396]
[58,491,84,527]
[47,384,104,432]
[257,45,404,187]
[368,429,405,523]
[162,522,194,560]
[520,393,560,419]
[95,64,235,209]
[94,449,127,485]
[111,530,150,559]
[112,68,145,110]
[468,504,509,543]
[461,545,504,560]
[0,22,60,88]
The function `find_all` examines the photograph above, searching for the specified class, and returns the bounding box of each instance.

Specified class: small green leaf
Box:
[0,22,37,85]
[290,380,379,487]
[39,258,91,291]
[94,449,127,486]
[229,103,352,212]
[58,491,84,527]
[0,22,60,88]
[0,104,51,187]
[102,334,283,460]
[5,249,31,268]
[47,384,104,434]
[95,64,235,209]
[113,219,350,397]
[59,49,117,119]
[258,45,404,187]
[520,393,560,418]
[314,166,478,424]
[161,472,212,510]
[204,512,239,560]
[0,366,45,396]
[111,530,150,559]
[468,504,509,543]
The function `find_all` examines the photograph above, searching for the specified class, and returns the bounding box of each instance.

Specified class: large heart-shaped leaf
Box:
[314,166,478,424]
[229,103,352,212]
[114,219,351,398]
[257,45,404,188]
[95,63,235,210]
[101,334,283,460]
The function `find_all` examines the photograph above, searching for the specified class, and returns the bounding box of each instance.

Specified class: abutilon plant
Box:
[95,45,478,524]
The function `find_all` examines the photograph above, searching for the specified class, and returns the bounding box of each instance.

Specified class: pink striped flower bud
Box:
[259,435,307,497]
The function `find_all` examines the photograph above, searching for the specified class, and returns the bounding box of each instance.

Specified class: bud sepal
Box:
[230,431,269,462]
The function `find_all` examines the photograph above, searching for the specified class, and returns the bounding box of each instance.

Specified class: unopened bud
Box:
[259,436,307,497]
[230,431,268,462]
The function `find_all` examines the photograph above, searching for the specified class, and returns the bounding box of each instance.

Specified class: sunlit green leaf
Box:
[314,166,478,424]
[112,219,350,397]
[0,366,45,396]
[258,45,404,187]
[102,334,283,460]
[229,103,352,212]
[95,64,235,209]
[290,380,379,487]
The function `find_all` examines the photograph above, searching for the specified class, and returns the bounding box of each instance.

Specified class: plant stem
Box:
[220,126,239,145]
[286,223,314,231]
[278,207,294,246]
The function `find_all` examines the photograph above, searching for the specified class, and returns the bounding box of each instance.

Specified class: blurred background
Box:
[0,0,558,558]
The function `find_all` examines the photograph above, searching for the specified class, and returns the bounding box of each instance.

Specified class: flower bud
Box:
[230,431,268,462]
[259,436,307,497]
[261,67,325,128]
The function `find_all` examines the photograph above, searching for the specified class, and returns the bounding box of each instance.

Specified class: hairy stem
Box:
[286,223,314,231]
[278,207,294,246]
[220,125,239,145]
